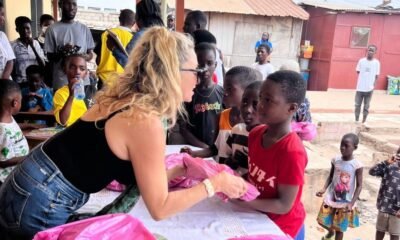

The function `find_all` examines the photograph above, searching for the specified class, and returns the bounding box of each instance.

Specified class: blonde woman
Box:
[0,27,247,239]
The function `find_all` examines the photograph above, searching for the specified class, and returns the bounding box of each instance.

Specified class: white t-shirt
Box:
[356,57,380,92]
[215,49,224,86]
[0,31,16,78]
[252,62,274,80]
[0,117,29,182]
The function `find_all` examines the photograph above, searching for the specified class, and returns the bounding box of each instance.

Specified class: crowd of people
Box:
[0,0,398,240]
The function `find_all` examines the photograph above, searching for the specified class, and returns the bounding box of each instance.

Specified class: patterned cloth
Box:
[317,204,360,232]
[0,117,29,182]
[369,161,400,216]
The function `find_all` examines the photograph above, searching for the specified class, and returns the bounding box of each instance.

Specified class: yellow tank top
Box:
[96,27,133,86]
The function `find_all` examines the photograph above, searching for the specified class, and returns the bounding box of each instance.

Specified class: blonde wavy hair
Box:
[96,27,194,126]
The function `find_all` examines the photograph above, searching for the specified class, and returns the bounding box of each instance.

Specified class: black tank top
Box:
[43,108,135,193]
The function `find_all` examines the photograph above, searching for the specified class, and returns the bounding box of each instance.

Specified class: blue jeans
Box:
[294,224,305,240]
[0,144,89,238]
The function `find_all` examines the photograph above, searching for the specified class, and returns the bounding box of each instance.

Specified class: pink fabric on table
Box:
[106,180,126,192]
[290,121,317,141]
[165,153,259,201]
[228,234,293,240]
[33,214,155,240]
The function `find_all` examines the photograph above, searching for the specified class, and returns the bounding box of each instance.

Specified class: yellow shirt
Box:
[96,27,133,86]
[53,86,87,127]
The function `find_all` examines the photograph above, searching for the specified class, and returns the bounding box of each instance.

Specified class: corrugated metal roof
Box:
[167,0,309,20]
[299,0,400,12]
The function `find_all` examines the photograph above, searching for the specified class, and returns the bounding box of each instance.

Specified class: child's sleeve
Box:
[369,161,387,177]
[277,149,307,185]
[41,88,54,111]
[0,126,10,161]
[53,89,68,125]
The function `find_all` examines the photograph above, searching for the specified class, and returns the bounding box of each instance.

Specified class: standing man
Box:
[0,2,15,80]
[355,45,380,123]
[45,0,95,90]
[96,9,135,88]
[167,14,175,31]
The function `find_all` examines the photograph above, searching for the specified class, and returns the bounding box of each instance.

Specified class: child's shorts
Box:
[376,211,400,236]
[317,204,360,232]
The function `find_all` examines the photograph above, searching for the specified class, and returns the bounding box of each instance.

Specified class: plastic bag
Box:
[33,213,155,240]
[291,121,317,141]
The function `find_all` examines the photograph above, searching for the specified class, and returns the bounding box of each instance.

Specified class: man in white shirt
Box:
[355,45,380,123]
[0,2,15,80]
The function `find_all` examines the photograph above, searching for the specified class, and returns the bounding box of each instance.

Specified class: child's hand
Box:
[316,189,325,197]
[68,78,79,96]
[346,202,354,212]
[180,146,194,156]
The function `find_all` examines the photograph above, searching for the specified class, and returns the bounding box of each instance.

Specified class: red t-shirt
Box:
[212,73,218,84]
[248,125,307,238]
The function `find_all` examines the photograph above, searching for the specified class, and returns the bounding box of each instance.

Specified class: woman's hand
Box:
[209,171,247,199]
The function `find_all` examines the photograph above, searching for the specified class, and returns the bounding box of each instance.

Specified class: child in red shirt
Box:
[239,70,308,239]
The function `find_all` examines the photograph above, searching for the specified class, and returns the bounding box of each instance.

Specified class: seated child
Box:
[252,44,274,80]
[239,70,308,239]
[183,66,262,162]
[21,65,53,112]
[179,42,223,148]
[369,146,400,240]
[0,80,29,183]
[53,54,88,127]
[225,81,262,175]
[316,133,363,240]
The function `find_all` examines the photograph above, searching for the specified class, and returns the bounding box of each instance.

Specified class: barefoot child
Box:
[0,80,29,183]
[369,147,400,240]
[238,70,308,239]
[316,133,363,240]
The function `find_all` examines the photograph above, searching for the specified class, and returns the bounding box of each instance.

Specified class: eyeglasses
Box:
[180,67,207,83]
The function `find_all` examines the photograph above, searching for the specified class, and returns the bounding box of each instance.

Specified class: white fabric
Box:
[252,62,274,80]
[214,129,232,162]
[356,57,380,92]
[0,117,29,182]
[11,39,45,83]
[0,31,16,78]
[215,49,224,86]
[323,156,362,208]
[130,197,285,240]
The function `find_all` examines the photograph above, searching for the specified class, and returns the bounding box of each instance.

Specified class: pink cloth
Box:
[106,180,126,192]
[291,121,317,141]
[33,214,155,240]
[228,234,292,240]
[165,153,260,201]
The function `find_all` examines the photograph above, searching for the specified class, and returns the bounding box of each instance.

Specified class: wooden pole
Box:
[175,0,184,32]
[52,0,58,20]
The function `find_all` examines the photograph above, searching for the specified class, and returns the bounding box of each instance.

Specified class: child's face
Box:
[223,76,244,108]
[367,46,376,58]
[65,56,87,82]
[340,137,356,159]
[257,47,269,63]
[183,16,196,34]
[240,88,260,129]
[17,22,32,39]
[28,73,43,91]
[257,80,294,125]
[0,7,5,27]
[196,49,216,85]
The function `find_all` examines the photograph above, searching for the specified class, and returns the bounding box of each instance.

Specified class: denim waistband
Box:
[19,143,87,201]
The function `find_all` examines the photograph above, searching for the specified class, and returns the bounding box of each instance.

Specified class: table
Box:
[15,111,56,126]
[24,127,63,148]
[79,145,286,239]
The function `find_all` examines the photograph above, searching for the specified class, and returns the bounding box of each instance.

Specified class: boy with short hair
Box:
[180,42,223,148]
[239,70,308,239]
[0,80,29,183]
[11,16,45,86]
[355,44,380,123]
[369,147,400,240]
